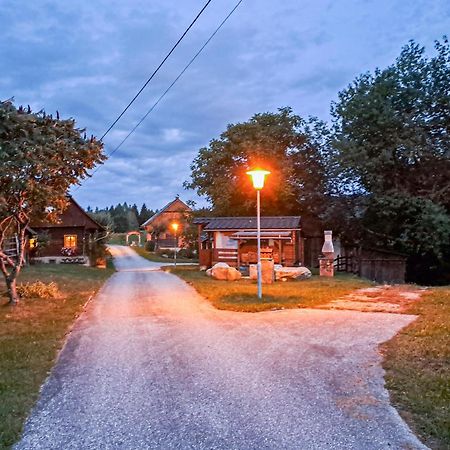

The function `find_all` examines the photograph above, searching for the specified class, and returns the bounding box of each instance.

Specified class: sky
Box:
[1,0,449,211]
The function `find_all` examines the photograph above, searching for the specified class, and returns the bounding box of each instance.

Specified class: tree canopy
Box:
[332,39,450,206]
[0,100,105,303]
[185,108,329,217]
[330,38,450,282]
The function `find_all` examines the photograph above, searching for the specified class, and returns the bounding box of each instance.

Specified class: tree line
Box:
[86,203,155,233]
[185,39,450,284]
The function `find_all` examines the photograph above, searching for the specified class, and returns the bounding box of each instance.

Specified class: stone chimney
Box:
[319,230,335,277]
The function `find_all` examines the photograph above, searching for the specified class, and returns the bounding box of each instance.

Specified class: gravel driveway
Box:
[16,245,427,449]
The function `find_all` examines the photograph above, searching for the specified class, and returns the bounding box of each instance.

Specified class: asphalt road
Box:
[16,246,427,450]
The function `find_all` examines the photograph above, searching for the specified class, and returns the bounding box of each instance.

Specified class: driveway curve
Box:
[17,245,426,449]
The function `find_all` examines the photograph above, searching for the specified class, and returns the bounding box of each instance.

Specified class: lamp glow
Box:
[171,223,179,232]
[247,169,271,190]
[246,167,270,299]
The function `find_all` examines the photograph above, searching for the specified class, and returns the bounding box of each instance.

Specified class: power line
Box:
[80,0,244,184]
[99,0,213,142]
[108,0,243,159]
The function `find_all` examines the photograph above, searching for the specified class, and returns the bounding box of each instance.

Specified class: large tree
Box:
[185,108,329,216]
[331,38,450,282]
[0,101,105,304]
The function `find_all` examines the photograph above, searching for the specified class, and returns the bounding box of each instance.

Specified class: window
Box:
[64,235,77,248]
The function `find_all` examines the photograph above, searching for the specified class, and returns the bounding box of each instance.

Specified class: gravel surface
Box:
[16,245,427,450]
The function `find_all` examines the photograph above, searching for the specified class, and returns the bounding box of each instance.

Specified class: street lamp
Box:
[171,222,179,267]
[246,168,270,299]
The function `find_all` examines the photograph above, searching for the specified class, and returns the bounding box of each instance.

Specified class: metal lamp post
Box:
[246,169,270,299]
[171,222,179,267]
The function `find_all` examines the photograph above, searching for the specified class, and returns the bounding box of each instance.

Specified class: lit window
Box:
[64,235,77,248]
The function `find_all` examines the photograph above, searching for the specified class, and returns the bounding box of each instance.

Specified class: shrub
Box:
[157,249,173,257]
[177,248,195,259]
[17,281,60,299]
[89,241,107,267]
[145,240,156,252]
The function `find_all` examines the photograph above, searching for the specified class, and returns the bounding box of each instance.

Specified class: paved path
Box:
[17,246,427,449]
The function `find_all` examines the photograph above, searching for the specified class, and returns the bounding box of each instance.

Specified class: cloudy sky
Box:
[1,0,449,210]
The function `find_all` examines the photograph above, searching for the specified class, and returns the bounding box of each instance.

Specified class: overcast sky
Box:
[1,0,449,210]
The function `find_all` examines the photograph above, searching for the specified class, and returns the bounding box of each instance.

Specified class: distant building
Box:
[141,197,192,249]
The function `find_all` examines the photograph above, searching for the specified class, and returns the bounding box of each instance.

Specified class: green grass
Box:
[382,287,450,450]
[0,264,114,449]
[133,247,198,263]
[164,265,371,312]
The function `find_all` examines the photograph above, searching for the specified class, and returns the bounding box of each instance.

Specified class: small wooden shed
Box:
[194,216,305,268]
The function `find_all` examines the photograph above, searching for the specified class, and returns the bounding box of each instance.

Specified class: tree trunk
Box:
[6,277,19,305]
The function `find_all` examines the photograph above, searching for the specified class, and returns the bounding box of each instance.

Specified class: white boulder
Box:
[210,262,242,281]
[275,266,312,281]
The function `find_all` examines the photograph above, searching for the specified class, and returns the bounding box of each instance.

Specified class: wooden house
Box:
[141,197,192,249]
[30,196,105,264]
[194,216,312,268]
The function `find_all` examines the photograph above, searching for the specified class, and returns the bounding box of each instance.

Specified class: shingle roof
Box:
[31,196,105,231]
[193,216,301,231]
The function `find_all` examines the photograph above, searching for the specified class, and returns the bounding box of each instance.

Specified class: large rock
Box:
[210,262,242,281]
[275,266,312,281]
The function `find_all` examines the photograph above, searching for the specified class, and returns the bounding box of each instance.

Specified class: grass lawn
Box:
[382,286,450,450]
[164,265,372,312]
[0,264,114,449]
[133,247,198,264]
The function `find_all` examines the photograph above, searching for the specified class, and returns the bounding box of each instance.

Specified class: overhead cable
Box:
[99,0,213,141]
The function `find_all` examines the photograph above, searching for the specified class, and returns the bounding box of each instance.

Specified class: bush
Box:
[145,240,156,252]
[157,248,173,257]
[17,281,60,299]
[177,248,195,259]
[89,241,107,267]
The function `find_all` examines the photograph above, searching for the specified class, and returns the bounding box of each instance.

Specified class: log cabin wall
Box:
[31,227,88,257]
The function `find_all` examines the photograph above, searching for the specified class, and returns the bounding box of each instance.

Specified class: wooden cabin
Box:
[141,197,192,249]
[194,216,308,268]
[30,196,105,264]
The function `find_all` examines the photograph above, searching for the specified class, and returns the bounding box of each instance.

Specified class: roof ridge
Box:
[197,215,302,219]
[141,197,192,227]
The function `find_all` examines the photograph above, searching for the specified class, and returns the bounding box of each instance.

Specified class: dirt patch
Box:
[318,285,427,313]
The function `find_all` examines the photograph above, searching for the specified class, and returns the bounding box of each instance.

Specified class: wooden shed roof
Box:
[193,216,301,231]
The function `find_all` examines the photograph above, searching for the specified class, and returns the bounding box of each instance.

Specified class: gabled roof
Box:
[193,216,301,231]
[141,197,192,227]
[31,196,105,230]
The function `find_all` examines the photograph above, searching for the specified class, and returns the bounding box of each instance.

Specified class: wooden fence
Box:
[335,253,406,284]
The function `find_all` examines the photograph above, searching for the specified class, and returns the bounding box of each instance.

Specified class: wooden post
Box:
[237,239,241,268]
